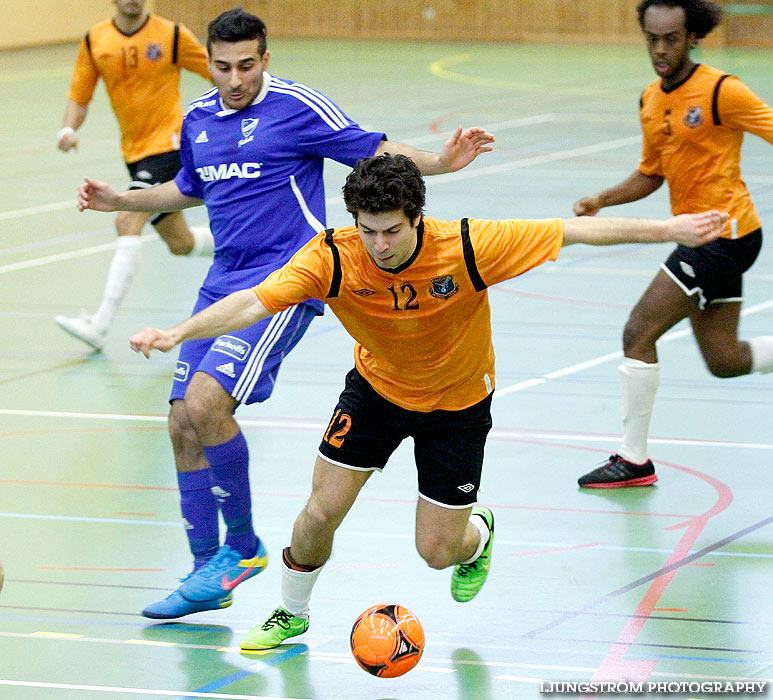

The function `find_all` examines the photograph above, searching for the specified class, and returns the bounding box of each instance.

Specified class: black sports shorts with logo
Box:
[125,150,183,225]
[317,368,493,509]
[661,229,762,310]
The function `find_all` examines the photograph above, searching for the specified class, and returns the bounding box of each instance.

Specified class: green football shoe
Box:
[451,506,494,603]
[240,606,310,650]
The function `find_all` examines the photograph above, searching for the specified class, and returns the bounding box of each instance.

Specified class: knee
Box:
[115,211,143,237]
[168,401,196,447]
[182,386,219,432]
[622,313,648,354]
[416,537,456,571]
[163,234,192,256]
[703,351,747,379]
[303,499,343,535]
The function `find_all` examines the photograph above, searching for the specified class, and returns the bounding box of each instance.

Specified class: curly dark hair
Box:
[637,0,724,38]
[342,153,425,223]
[207,8,267,56]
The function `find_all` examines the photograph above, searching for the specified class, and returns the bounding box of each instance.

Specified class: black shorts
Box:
[125,151,182,225]
[662,229,762,310]
[318,368,493,508]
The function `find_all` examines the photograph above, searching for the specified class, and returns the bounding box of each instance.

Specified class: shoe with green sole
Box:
[451,506,494,603]
[240,606,310,650]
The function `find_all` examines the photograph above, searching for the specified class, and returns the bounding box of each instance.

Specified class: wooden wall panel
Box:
[154,0,769,48]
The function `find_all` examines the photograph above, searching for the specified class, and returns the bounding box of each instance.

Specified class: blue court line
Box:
[178,644,309,699]
[522,515,773,639]
[628,653,760,665]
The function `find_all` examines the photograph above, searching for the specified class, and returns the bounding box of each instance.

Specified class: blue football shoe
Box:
[142,587,232,619]
[178,542,268,602]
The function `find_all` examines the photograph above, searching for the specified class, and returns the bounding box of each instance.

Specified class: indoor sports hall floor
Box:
[0,36,771,700]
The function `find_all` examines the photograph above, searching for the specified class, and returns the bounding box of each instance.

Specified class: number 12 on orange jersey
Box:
[323,409,352,448]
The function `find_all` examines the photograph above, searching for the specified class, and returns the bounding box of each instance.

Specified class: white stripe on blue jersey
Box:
[269,78,350,131]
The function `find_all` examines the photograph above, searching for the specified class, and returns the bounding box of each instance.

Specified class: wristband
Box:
[57,126,76,140]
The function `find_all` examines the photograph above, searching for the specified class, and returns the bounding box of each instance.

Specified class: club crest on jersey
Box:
[212,335,251,361]
[429,275,459,299]
[239,118,259,147]
[685,106,703,128]
[146,44,162,61]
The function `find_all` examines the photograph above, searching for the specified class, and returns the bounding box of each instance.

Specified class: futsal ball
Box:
[350,604,424,678]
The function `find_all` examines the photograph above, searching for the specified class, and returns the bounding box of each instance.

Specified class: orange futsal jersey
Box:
[254,216,563,412]
[68,15,210,164]
[638,63,773,239]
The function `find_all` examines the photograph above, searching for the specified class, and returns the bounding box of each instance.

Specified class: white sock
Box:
[748,336,773,374]
[189,225,215,257]
[91,236,142,332]
[459,512,490,565]
[280,557,323,618]
[618,357,660,465]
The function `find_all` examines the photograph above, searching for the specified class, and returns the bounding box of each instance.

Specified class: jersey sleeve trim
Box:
[323,229,342,298]
[712,74,733,126]
[461,218,487,292]
[172,23,180,64]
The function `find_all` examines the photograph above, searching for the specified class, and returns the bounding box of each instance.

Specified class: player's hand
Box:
[58,132,79,152]
[77,176,121,212]
[574,196,602,217]
[130,328,179,358]
[669,210,729,247]
[438,126,494,172]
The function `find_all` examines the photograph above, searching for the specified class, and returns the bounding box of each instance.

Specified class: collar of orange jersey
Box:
[112,13,151,38]
[382,219,424,275]
[660,63,700,94]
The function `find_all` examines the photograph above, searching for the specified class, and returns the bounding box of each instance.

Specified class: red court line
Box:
[588,457,733,685]
[0,478,690,519]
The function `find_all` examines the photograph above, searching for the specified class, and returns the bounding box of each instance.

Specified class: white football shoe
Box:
[55,314,106,351]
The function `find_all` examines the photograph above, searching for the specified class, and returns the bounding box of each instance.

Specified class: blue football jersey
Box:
[176,74,386,298]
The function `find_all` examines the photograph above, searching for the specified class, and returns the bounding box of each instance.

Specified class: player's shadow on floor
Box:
[453,648,492,700]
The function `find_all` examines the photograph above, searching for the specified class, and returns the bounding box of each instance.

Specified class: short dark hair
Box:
[637,0,723,39]
[207,8,267,55]
[343,154,426,223]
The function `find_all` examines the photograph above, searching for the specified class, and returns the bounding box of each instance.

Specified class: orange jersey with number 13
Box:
[68,15,210,163]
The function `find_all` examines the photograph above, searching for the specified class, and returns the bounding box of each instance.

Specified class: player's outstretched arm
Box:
[78,178,202,214]
[57,100,88,152]
[574,170,664,216]
[130,289,272,359]
[376,126,495,176]
[562,210,729,248]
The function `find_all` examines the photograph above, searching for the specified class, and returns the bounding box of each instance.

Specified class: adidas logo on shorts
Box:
[216,362,236,378]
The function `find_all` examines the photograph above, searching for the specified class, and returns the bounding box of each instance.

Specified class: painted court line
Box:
[0,681,307,700]
[494,298,773,398]
[1,409,770,450]
[524,515,773,640]
[0,131,638,276]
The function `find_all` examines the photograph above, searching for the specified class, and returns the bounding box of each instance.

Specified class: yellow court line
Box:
[429,54,626,98]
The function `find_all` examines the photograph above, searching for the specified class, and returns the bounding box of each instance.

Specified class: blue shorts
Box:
[170,288,319,405]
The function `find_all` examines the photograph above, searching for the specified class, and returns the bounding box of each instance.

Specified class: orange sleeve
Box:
[470,218,563,287]
[637,131,663,177]
[67,37,99,105]
[253,233,333,313]
[176,24,211,81]
[718,77,773,145]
